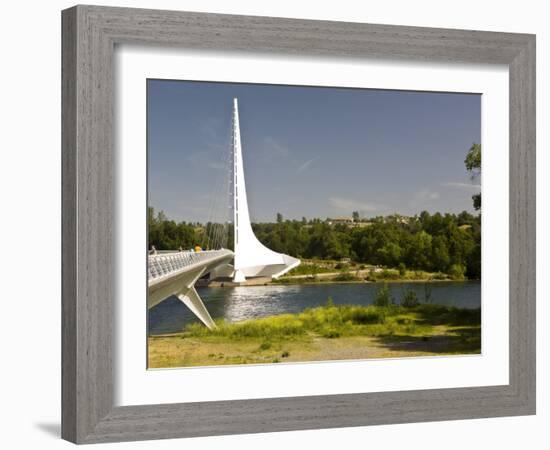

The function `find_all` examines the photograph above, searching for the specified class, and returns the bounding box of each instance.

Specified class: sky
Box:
[147,79,481,223]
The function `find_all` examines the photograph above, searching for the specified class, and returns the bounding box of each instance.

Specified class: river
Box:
[148,281,481,335]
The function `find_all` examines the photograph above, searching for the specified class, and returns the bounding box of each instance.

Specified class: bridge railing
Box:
[148,249,232,281]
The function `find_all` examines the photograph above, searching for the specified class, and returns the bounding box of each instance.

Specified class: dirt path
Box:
[148,331,479,368]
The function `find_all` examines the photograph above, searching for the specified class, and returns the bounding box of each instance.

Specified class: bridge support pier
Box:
[177,287,217,330]
[176,266,217,330]
[149,250,234,330]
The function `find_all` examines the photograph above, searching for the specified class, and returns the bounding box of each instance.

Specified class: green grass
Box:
[285,262,340,276]
[181,303,479,341]
[365,268,451,282]
[149,303,481,368]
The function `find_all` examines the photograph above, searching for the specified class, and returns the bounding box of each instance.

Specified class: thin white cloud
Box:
[329,196,386,213]
[262,136,289,159]
[296,157,317,174]
[442,181,481,190]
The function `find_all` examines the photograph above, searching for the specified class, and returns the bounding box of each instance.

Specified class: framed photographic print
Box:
[62,5,536,444]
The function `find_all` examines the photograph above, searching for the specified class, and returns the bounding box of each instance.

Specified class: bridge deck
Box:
[148,249,233,285]
[147,249,234,329]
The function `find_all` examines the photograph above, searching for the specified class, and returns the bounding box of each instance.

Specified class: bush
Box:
[431,272,448,280]
[401,289,419,308]
[398,263,407,276]
[321,327,341,338]
[343,306,386,324]
[448,264,466,280]
[374,283,392,307]
[381,269,399,280]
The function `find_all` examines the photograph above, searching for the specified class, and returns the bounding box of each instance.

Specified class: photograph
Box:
[146,79,482,369]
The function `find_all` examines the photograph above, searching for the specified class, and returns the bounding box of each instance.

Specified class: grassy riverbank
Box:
[271,259,470,285]
[148,303,481,368]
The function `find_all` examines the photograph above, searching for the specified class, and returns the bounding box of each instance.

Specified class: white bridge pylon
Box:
[231,98,300,282]
[147,99,300,329]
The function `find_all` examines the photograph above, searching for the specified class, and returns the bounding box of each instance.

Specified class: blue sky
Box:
[148,79,481,223]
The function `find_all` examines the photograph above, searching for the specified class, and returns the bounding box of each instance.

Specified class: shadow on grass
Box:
[375,326,481,354]
[412,304,481,327]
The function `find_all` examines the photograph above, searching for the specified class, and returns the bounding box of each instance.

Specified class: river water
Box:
[148,281,481,335]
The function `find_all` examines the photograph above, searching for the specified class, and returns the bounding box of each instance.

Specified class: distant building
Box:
[326,216,373,228]
[326,216,354,225]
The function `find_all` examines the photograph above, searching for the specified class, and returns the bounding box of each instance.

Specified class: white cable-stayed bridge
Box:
[148,99,300,329]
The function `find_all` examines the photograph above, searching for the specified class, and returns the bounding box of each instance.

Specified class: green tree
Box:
[352,211,360,222]
[448,263,466,280]
[431,235,450,272]
[149,209,481,281]
[405,231,432,270]
[465,143,481,210]
[376,242,402,267]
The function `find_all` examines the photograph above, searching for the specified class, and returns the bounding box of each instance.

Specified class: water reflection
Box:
[148,281,481,335]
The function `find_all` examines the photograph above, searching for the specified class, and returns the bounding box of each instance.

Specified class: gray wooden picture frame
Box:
[61,5,536,444]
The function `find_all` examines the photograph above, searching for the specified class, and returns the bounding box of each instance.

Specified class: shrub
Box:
[401,289,419,308]
[374,283,392,307]
[431,272,448,280]
[343,306,386,324]
[321,327,341,338]
[448,263,466,280]
[380,269,399,280]
[398,263,407,276]
[423,283,433,303]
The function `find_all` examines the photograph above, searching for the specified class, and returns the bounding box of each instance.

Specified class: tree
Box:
[465,143,481,210]
[148,209,481,280]
[431,235,450,272]
[352,211,360,222]
[376,242,402,267]
[276,212,283,223]
[405,231,432,270]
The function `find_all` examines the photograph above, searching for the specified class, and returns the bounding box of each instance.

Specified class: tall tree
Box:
[465,143,481,210]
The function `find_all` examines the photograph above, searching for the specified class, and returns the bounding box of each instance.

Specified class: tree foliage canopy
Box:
[465,143,482,210]
[148,208,481,280]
